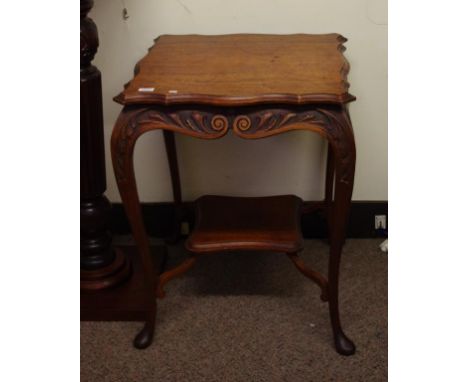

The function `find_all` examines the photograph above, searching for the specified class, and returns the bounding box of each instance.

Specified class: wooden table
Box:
[111,34,357,355]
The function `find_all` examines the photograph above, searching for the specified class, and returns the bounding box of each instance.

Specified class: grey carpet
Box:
[81,239,387,381]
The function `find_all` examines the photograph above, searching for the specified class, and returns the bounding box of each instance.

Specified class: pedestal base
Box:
[80,248,132,291]
[81,245,165,321]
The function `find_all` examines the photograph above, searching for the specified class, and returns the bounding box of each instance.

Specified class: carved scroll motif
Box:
[136,110,230,137]
[232,108,354,185]
[233,110,328,137]
[114,107,354,185]
[114,109,230,182]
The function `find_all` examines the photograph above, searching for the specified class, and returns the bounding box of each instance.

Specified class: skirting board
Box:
[110,201,388,239]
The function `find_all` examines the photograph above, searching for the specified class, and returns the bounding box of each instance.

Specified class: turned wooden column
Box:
[80,0,130,290]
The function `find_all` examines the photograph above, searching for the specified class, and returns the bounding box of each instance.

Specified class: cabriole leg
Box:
[323,107,356,356]
[111,107,159,349]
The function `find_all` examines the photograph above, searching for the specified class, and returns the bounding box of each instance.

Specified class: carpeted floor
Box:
[81,239,387,381]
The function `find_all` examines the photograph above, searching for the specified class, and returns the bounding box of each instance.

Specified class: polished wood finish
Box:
[80,0,130,289]
[186,195,303,253]
[111,34,357,355]
[115,34,354,106]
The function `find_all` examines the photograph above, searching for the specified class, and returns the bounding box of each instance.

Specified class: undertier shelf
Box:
[186,195,304,254]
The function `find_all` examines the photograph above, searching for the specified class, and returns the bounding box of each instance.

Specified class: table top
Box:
[115,34,355,107]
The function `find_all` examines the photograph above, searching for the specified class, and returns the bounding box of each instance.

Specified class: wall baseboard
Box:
[110,201,387,239]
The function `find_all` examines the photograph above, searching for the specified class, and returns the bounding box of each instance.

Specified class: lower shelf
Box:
[80,245,165,322]
[186,194,304,254]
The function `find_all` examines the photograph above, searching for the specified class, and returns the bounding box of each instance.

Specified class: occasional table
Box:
[111,34,357,355]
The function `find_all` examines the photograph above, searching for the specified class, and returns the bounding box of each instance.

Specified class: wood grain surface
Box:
[116,34,355,106]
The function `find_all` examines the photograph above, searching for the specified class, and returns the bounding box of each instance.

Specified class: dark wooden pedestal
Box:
[80,0,131,289]
[81,245,166,347]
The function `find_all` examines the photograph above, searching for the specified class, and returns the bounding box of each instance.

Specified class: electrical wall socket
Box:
[375,215,387,230]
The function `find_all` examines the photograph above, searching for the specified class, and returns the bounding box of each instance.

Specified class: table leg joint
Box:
[156,255,197,298]
[287,252,329,301]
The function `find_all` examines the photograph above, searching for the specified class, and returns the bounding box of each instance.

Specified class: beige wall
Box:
[91,0,387,202]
